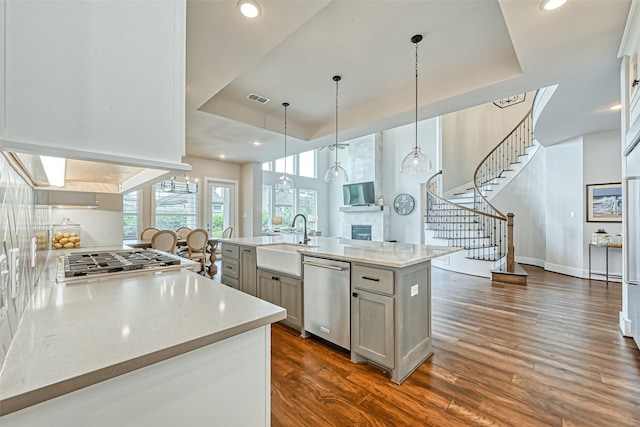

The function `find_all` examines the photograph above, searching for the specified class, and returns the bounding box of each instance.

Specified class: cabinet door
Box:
[279,275,302,328]
[240,247,257,296]
[257,270,280,306]
[352,290,394,369]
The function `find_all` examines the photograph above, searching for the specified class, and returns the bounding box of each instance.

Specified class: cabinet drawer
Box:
[222,258,239,279]
[352,264,394,295]
[221,275,239,290]
[221,243,240,259]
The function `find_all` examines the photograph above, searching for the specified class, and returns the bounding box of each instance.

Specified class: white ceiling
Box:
[185,0,631,164]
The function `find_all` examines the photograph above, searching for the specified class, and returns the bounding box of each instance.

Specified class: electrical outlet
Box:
[9,248,19,299]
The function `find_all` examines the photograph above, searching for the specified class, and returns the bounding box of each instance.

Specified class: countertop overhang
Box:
[0,252,285,416]
[222,236,462,268]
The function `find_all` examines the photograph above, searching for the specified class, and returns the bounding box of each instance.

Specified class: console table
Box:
[588,243,622,287]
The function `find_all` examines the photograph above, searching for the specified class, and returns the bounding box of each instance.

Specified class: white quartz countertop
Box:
[223,236,462,268]
[0,251,285,415]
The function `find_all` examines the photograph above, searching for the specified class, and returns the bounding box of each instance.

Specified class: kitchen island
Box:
[0,247,286,425]
[220,236,461,383]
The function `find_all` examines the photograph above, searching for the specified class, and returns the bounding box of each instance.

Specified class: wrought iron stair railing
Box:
[426,109,534,270]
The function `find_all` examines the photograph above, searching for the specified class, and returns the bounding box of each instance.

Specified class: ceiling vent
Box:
[246,93,270,104]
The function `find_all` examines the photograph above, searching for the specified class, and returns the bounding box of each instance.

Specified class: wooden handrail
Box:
[427,106,535,274]
[472,107,533,221]
[425,170,505,221]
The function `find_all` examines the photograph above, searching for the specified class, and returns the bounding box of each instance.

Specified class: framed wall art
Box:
[586,182,623,222]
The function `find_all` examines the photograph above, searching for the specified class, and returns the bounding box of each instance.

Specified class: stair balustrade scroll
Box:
[426,109,534,272]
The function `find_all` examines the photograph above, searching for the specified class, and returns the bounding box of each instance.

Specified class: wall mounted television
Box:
[343,181,375,206]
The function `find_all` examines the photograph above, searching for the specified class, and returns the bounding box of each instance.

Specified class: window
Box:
[154,182,199,230]
[274,188,295,226]
[298,150,316,178]
[262,161,272,171]
[297,189,317,217]
[123,190,140,239]
[275,155,294,174]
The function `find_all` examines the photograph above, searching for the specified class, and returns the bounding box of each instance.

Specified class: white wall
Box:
[50,194,124,248]
[241,162,262,237]
[583,130,623,276]
[544,138,585,276]
[442,95,533,192]
[382,118,439,243]
[493,130,623,279]
[492,146,547,267]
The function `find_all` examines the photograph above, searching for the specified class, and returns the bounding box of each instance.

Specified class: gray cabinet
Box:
[221,243,240,290]
[240,247,257,296]
[350,261,432,384]
[351,289,394,368]
[257,269,302,329]
[222,243,257,296]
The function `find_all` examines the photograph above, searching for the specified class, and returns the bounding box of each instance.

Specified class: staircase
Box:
[426,109,536,284]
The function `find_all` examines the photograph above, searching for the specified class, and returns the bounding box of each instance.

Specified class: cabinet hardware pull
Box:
[303,261,347,271]
[243,249,251,252]
[352,292,358,297]
[362,276,380,282]
[634,79,640,87]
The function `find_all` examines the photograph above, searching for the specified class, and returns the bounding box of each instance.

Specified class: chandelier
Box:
[160,174,198,194]
[493,93,526,109]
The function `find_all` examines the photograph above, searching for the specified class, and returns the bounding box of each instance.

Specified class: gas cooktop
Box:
[64,250,181,278]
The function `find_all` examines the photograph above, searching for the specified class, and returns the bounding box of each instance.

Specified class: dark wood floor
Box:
[270,266,640,426]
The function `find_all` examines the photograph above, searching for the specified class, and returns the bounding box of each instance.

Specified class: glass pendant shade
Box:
[324,162,348,183]
[400,147,428,173]
[324,75,348,183]
[276,102,294,191]
[401,34,429,174]
[275,174,295,191]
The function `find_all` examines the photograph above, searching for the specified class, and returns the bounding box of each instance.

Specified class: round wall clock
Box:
[393,193,415,215]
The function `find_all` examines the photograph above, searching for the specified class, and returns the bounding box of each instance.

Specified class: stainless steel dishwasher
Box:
[303,256,351,350]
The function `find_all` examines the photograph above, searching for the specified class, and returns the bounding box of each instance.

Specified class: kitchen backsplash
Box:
[0,154,50,367]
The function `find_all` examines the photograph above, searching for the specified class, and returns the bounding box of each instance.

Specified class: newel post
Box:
[507,213,515,273]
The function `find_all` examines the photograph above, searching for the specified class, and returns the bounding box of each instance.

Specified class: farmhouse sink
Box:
[256,244,313,277]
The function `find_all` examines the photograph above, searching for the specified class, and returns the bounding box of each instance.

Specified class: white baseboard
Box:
[515,256,545,268]
[544,262,585,278]
[620,312,632,337]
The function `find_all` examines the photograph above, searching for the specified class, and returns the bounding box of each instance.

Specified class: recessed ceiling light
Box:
[609,104,622,111]
[237,0,261,19]
[253,141,261,146]
[540,0,567,11]
[220,154,226,159]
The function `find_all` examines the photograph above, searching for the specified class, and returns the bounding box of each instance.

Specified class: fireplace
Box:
[351,224,372,241]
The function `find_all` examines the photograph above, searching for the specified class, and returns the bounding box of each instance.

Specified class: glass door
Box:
[205,180,237,238]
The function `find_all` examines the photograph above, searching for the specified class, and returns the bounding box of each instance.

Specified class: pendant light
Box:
[324,75,349,183]
[275,102,295,191]
[401,34,429,174]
